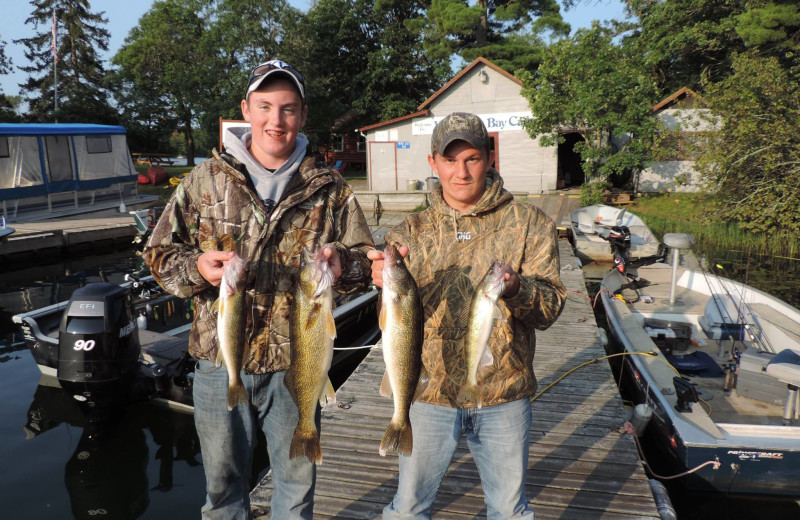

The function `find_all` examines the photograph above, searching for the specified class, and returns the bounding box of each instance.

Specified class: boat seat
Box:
[577,211,595,234]
[766,349,800,386]
[766,348,800,424]
[663,233,695,250]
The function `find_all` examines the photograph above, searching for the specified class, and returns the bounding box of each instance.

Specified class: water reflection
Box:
[24,377,200,520]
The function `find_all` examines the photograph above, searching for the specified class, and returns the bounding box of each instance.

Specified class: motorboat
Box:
[14,274,379,417]
[599,233,800,497]
[570,204,662,263]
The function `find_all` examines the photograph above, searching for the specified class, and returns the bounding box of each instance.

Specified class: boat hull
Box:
[600,264,800,498]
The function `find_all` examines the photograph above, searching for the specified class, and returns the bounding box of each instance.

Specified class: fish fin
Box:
[379,370,393,398]
[305,303,321,330]
[215,348,224,367]
[379,421,413,456]
[491,303,503,321]
[210,297,221,314]
[378,300,386,331]
[227,381,248,411]
[290,428,323,464]
[479,345,494,368]
[319,377,336,406]
[326,309,337,340]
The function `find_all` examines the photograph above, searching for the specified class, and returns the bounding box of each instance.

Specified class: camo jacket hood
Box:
[143,149,374,373]
[385,169,566,407]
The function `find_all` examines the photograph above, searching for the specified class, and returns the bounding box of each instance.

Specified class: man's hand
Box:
[321,245,342,283]
[197,250,235,287]
[499,263,520,299]
[366,245,409,288]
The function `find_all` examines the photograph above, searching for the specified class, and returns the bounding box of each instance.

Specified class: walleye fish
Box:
[285,245,337,464]
[460,261,507,408]
[215,252,249,411]
[378,244,423,456]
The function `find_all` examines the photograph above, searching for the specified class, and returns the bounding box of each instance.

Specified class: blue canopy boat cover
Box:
[0,123,140,220]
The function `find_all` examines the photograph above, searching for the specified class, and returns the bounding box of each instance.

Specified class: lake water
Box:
[1,238,798,518]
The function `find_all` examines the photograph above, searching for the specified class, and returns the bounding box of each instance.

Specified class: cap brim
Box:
[246,70,305,100]
[433,133,486,156]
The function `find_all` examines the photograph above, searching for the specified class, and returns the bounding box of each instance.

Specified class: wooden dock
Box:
[250,239,660,519]
[0,214,138,262]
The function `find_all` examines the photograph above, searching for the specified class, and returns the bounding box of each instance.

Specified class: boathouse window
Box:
[86,135,113,154]
[0,137,8,158]
[331,134,344,152]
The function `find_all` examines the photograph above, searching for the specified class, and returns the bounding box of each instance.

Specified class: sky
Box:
[0,0,629,103]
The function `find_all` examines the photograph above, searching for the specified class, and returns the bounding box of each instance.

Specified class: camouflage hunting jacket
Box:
[142,149,374,373]
[385,169,567,407]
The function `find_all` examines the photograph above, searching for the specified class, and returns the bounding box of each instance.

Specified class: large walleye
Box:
[285,245,337,464]
[215,252,249,411]
[459,261,507,408]
[378,244,423,456]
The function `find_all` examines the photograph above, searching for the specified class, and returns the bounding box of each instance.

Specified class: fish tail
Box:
[227,381,248,411]
[457,384,483,409]
[290,429,323,464]
[379,421,413,457]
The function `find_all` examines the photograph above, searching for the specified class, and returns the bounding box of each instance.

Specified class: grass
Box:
[627,192,800,259]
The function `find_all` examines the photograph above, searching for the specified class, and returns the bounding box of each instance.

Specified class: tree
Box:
[520,23,659,204]
[15,0,116,123]
[112,0,210,165]
[197,0,304,152]
[695,53,800,235]
[408,0,569,73]
[0,36,20,121]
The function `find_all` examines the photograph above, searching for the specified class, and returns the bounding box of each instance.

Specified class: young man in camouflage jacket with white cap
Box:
[144,60,374,519]
[368,112,566,519]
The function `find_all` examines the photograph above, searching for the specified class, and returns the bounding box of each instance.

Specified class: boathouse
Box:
[635,88,717,193]
[359,57,580,194]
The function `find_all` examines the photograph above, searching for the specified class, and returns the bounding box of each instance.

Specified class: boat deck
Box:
[614,264,792,426]
[250,241,660,519]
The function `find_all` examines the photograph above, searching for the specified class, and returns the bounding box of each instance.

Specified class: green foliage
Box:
[579,179,608,207]
[411,0,568,72]
[520,23,658,185]
[695,52,800,235]
[15,0,117,123]
[111,0,211,163]
[735,3,800,48]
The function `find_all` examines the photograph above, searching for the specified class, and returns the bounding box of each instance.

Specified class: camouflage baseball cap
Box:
[430,112,490,156]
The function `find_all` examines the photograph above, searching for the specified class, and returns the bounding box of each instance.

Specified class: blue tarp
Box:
[0,123,128,136]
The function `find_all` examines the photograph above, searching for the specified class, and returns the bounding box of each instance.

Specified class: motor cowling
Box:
[57,283,140,419]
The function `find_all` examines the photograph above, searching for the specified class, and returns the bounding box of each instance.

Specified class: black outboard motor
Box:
[57,283,140,420]
[607,225,632,275]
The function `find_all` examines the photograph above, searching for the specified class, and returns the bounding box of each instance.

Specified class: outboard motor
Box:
[57,283,140,420]
[607,225,631,274]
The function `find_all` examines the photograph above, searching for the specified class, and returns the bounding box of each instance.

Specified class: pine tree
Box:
[15,0,116,123]
[0,36,19,121]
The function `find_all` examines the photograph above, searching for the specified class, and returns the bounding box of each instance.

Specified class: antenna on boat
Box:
[662,233,695,305]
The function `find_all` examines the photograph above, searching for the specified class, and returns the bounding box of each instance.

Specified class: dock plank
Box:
[250,240,660,519]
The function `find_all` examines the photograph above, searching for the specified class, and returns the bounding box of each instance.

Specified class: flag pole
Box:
[52,9,58,120]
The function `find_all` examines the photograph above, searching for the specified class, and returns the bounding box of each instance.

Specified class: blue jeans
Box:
[193,359,318,520]
[383,399,534,520]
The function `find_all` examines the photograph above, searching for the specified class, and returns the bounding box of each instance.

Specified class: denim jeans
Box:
[193,359,318,520]
[383,399,534,520]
